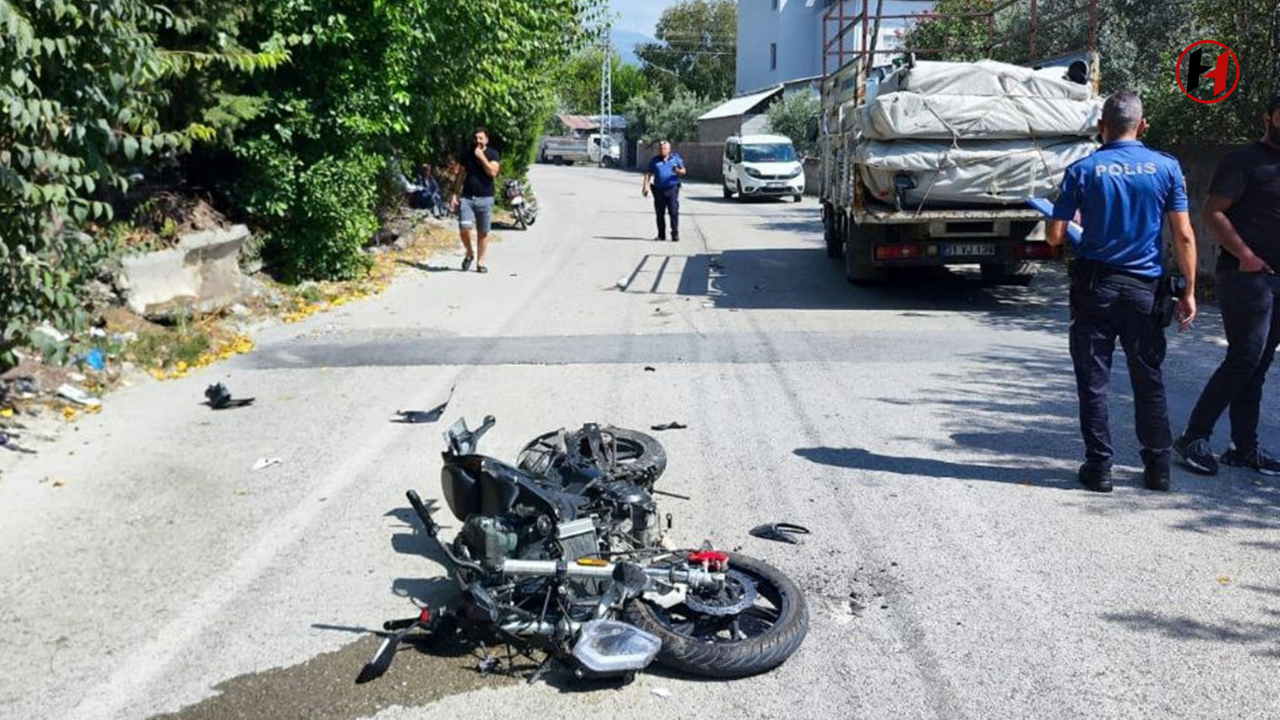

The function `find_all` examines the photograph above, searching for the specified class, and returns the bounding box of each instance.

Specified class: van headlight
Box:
[789,166,804,178]
[744,167,763,179]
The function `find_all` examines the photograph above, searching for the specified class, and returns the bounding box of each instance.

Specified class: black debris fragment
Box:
[204,383,255,410]
[394,385,456,424]
[650,422,688,431]
[749,523,811,545]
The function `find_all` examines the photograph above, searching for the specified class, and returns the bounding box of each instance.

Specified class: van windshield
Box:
[742,143,796,163]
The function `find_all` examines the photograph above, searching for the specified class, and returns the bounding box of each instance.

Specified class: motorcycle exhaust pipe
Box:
[498,559,722,591]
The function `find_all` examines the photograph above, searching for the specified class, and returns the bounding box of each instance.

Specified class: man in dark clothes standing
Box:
[450,127,501,273]
[1175,91,1280,477]
[642,140,686,242]
[1047,90,1198,493]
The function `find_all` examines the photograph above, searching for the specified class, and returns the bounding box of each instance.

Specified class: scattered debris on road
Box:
[650,422,687,431]
[651,687,671,699]
[749,523,811,545]
[395,385,455,425]
[205,383,255,410]
[252,457,283,472]
[56,383,101,408]
[643,366,656,372]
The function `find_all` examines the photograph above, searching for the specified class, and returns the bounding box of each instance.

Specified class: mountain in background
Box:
[610,29,654,66]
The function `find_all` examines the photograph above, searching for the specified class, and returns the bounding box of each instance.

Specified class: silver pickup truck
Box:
[539,133,622,167]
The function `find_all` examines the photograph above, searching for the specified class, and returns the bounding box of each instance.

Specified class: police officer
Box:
[1047,90,1198,493]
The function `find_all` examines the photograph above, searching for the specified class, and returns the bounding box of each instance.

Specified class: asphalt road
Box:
[1,166,1277,720]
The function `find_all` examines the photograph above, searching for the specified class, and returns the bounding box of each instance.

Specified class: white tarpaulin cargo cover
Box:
[856,92,1103,140]
[856,137,1098,206]
[880,60,1093,100]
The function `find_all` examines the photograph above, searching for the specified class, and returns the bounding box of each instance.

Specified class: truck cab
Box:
[722,134,805,202]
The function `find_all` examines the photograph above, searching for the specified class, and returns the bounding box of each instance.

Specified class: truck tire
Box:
[980,262,1037,286]
[723,183,733,199]
[845,223,888,284]
[552,156,563,166]
[823,206,842,260]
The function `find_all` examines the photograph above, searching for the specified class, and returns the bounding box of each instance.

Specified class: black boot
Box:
[1078,462,1113,493]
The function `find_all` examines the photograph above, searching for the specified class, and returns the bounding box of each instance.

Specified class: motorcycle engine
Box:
[602,484,662,550]
[459,516,520,567]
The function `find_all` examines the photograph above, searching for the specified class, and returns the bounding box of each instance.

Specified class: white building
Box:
[736,0,927,95]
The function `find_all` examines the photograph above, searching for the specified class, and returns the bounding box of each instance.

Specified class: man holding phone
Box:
[642,140,686,242]
[451,127,501,273]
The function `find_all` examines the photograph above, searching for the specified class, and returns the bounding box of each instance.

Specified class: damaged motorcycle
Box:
[363,416,808,683]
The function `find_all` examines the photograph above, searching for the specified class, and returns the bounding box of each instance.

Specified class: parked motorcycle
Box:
[363,417,808,683]
[503,179,538,230]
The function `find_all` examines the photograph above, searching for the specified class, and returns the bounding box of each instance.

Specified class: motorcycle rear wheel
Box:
[519,426,667,488]
[624,552,808,678]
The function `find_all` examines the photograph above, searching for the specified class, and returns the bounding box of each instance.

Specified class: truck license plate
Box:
[943,243,996,257]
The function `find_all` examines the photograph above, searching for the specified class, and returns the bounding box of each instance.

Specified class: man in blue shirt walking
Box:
[642,140,686,242]
[1048,90,1199,493]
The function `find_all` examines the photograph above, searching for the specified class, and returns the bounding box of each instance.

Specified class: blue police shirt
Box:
[647,153,684,190]
[1051,140,1189,279]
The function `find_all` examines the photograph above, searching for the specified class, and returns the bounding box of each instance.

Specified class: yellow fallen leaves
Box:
[52,479,66,488]
[1216,575,1233,586]
[62,407,78,422]
[148,334,256,381]
[0,408,12,418]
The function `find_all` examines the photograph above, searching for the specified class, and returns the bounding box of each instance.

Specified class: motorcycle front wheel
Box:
[624,552,808,678]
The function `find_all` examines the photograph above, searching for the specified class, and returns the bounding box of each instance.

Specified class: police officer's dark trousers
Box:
[653,186,680,240]
[1069,277,1172,468]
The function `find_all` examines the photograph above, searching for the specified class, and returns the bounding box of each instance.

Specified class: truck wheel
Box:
[793,194,803,203]
[723,183,733,199]
[845,224,888,285]
[980,262,1037,286]
[553,156,563,166]
[822,206,840,259]
[736,181,746,202]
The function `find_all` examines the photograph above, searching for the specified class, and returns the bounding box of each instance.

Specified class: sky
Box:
[608,0,684,37]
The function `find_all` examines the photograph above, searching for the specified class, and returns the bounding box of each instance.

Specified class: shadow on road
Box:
[794,446,1071,487]
[649,244,1072,333]
[1100,609,1280,658]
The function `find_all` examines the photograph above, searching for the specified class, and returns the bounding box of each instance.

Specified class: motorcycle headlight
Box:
[744,167,762,179]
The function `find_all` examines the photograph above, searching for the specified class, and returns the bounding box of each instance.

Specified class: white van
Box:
[722,134,805,202]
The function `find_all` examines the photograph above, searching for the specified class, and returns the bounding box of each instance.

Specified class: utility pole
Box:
[599,34,613,167]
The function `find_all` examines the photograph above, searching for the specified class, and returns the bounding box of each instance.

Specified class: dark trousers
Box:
[1185,268,1280,450]
[653,186,680,239]
[1069,279,1172,467]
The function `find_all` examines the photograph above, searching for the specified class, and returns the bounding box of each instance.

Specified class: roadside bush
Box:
[276,152,381,281]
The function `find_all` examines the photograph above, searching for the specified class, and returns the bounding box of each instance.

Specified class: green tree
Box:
[636,0,736,101]
[767,92,820,158]
[623,91,713,145]
[898,0,996,62]
[556,48,649,115]
[0,0,285,359]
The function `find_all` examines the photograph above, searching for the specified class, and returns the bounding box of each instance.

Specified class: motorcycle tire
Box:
[516,208,528,231]
[624,552,808,679]
[518,426,666,489]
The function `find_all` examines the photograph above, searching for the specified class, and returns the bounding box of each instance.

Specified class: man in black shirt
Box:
[450,127,501,273]
[1175,91,1280,477]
